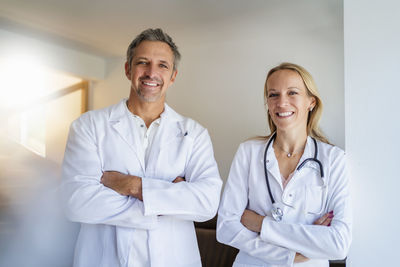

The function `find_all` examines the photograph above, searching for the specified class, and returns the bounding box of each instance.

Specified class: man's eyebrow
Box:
[134,57,171,65]
[159,60,170,64]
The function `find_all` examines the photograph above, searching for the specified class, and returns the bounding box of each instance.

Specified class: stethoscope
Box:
[264,132,324,222]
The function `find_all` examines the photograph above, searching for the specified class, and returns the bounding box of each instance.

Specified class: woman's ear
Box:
[309,97,316,111]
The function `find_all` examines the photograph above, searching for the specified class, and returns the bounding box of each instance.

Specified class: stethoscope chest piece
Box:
[264,133,324,222]
[271,202,283,222]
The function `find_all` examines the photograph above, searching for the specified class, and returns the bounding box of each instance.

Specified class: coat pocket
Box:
[305,185,327,214]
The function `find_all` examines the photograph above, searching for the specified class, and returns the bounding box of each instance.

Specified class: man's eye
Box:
[137,61,147,65]
[160,64,168,69]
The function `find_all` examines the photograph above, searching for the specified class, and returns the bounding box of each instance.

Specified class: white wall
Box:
[0,28,106,80]
[92,1,344,181]
[344,0,400,266]
[90,57,128,110]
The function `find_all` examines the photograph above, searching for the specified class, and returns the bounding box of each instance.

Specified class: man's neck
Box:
[126,98,165,127]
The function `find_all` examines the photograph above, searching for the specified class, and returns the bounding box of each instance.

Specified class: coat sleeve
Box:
[61,114,158,229]
[141,128,222,222]
[259,150,352,260]
[216,144,296,266]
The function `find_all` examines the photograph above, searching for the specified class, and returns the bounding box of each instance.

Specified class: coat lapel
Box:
[262,136,320,188]
[146,104,183,171]
[109,99,145,173]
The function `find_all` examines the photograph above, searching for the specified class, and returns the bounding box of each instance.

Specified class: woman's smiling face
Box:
[266,69,315,133]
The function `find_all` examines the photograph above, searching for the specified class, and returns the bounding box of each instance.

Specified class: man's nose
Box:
[144,64,156,78]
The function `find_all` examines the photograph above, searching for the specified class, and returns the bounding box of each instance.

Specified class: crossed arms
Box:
[61,115,222,228]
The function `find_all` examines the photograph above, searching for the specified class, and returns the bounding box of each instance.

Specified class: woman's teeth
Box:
[277,112,293,117]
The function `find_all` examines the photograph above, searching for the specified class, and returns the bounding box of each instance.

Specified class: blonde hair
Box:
[263,62,329,144]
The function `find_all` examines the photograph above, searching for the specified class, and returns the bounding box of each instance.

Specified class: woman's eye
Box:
[289,91,298,95]
[268,93,278,98]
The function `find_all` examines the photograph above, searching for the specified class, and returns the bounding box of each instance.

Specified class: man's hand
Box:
[294,253,309,263]
[101,171,143,200]
[240,209,264,233]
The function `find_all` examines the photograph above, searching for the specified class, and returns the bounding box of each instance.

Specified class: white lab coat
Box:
[61,99,222,267]
[217,138,352,267]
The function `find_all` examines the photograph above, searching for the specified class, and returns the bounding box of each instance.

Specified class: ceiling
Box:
[0,0,272,57]
[0,0,341,58]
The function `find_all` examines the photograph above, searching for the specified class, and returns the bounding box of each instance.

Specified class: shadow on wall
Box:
[0,135,79,267]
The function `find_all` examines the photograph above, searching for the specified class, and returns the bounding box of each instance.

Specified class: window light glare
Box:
[0,54,47,109]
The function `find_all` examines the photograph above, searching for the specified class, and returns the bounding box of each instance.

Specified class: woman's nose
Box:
[277,95,289,107]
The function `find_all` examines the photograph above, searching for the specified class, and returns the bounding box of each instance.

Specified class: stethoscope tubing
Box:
[264,133,277,204]
[264,133,324,205]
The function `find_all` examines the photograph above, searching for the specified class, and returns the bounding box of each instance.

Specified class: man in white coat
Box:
[61,28,222,267]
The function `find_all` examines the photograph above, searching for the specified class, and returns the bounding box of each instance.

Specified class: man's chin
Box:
[138,94,163,103]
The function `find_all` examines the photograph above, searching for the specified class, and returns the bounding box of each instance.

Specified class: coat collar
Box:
[108,99,185,173]
[263,135,322,187]
[108,98,182,123]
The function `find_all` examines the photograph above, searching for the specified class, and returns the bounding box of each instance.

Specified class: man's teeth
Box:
[278,112,293,117]
[143,82,157,86]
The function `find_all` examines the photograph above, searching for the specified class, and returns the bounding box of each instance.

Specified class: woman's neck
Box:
[274,129,308,154]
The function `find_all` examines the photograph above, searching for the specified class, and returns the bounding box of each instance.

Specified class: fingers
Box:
[313,211,334,226]
[294,253,309,263]
[172,176,186,183]
[100,171,128,188]
[240,209,264,233]
[316,213,329,225]
[100,172,110,184]
[240,210,254,224]
[243,209,256,217]
[101,171,121,182]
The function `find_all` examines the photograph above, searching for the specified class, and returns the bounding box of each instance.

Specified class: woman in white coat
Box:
[217,63,352,267]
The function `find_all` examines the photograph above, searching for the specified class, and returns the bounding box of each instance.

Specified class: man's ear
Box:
[170,69,178,83]
[125,61,131,80]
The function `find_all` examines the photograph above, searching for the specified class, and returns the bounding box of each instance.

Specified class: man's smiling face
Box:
[125,40,177,103]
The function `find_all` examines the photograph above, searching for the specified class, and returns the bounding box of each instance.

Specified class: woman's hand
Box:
[172,176,186,183]
[240,209,265,233]
[313,211,334,226]
[241,210,334,263]
[294,211,334,263]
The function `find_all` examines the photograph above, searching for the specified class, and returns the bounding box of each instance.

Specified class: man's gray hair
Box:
[126,28,181,71]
